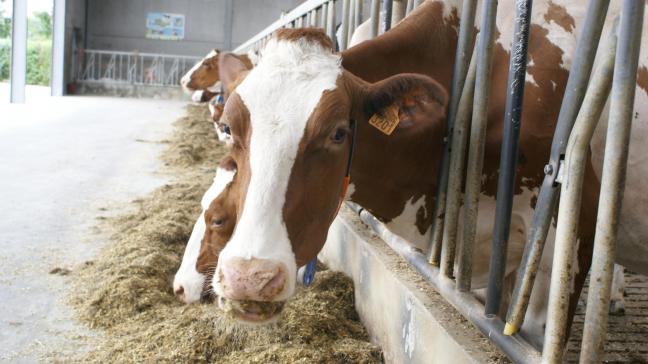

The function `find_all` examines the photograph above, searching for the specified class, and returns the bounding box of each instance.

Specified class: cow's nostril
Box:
[174,285,185,297]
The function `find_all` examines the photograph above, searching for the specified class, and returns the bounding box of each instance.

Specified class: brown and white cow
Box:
[173,157,237,303]
[203,0,647,341]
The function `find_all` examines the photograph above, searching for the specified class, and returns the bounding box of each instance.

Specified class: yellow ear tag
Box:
[368,105,400,135]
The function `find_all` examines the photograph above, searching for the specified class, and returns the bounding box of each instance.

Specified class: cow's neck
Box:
[341,1,459,234]
[342,1,459,88]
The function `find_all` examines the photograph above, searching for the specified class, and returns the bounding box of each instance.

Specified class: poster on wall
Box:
[146,12,185,40]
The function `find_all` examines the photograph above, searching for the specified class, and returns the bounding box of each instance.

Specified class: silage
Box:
[70,104,382,363]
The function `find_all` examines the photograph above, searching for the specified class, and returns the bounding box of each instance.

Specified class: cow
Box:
[173,156,237,303]
[192,89,218,103]
[180,49,253,93]
[202,0,647,346]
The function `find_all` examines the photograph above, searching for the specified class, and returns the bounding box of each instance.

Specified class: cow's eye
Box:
[211,218,225,227]
[222,124,231,135]
[330,128,347,144]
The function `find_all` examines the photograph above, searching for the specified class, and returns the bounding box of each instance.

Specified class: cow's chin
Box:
[218,296,285,325]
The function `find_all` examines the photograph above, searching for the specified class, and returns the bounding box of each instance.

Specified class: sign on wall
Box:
[146,12,185,40]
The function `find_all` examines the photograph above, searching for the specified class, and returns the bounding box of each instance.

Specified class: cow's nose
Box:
[218,257,287,301]
[174,284,185,297]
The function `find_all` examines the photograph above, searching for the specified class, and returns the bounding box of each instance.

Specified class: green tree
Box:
[30,11,51,39]
[0,0,11,38]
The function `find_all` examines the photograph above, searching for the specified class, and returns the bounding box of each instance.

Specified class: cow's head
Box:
[181,49,221,92]
[208,94,230,143]
[173,157,236,303]
[211,28,447,323]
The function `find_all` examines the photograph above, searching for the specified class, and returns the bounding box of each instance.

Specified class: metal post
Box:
[310,10,318,27]
[381,0,393,33]
[321,5,328,29]
[354,0,363,30]
[392,0,406,25]
[413,0,423,8]
[428,0,478,266]
[504,0,611,336]
[484,0,533,317]
[580,2,644,361]
[370,0,380,38]
[348,0,356,44]
[51,0,66,96]
[440,46,477,278]
[457,0,498,292]
[340,0,351,50]
[406,0,414,15]
[10,0,27,103]
[224,0,234,50]
[538,18,618,364]
[327,1,337,44]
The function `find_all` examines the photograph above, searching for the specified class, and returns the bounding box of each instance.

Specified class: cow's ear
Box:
[356,74,448,135]
[219,54,252,93]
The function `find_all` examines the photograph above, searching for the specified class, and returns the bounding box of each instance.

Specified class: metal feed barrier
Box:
[234,0,645,362]
[75,49,201,87]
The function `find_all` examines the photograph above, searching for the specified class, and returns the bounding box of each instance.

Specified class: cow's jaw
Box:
[212,37,342,322]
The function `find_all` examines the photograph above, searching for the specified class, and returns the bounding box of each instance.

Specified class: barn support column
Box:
[223,0,234,50]
[10,0,27,103]
[51,0,66,96]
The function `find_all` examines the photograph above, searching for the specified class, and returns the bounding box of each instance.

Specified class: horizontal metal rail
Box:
[75,49,200,87]
[234,0,332,53]
[347,203,541,364]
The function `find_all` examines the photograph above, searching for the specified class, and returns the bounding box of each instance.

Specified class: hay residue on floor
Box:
[69,104,383,363]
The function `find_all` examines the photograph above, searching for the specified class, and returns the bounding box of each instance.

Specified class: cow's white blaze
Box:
[173,166,235,303]
[213,37,342,301]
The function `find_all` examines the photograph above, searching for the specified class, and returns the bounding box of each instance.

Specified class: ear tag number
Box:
[368,104,400,135]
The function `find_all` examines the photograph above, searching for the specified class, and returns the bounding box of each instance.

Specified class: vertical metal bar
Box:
[504,0,611,336]
[327,1,337,44]
[370,0,380,38]
[348,0,356,45]
[440,46,477,278]
[579,2,644,362]
[340,0,351,50]
[542,23,617,364]
[10,0,27,103]
[457,0,497,292]
[310,10,318,27]
[354,0,363,29]
[413,0,423,9]
[51,0,66,96]
[428,0,478,266]
[224,0,234,50]
[406,0,414,16]
[484,0,533,317]
[381,0,393,33]
[321,5,328,29]
[391,0,406,25]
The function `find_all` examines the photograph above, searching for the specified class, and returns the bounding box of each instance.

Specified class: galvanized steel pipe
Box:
[10,0,27,103]
[541,20,617,364]
[440,46,477,278]
[485,0,533,317]
[354,0,363,30]
[340,0,351,50]
[579,2,644,362]
[458,0,498,292]
[427,0,478,266]
[392,0,406,25]
[505,0,611,336]
[327,1,337,44]
[347,204,541,364]
[381,0,393,33]
[370,0,380,38]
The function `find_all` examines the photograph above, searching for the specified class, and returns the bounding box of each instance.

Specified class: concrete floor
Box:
[0,84,187,362]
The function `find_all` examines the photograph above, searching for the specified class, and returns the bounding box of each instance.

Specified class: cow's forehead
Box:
[221,37,342,269]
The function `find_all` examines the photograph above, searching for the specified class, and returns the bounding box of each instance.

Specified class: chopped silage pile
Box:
[70,104,383,363]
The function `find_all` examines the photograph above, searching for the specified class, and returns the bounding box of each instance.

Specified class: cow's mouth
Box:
[218,296,285,324]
